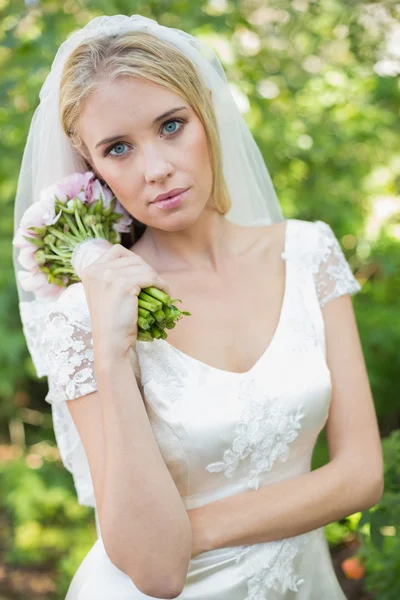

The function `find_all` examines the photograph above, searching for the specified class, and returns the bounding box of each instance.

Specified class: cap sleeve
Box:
[313,220,361,308]
[42,283,98,404]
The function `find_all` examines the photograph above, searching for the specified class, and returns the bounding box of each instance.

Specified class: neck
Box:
[142,206,243,274]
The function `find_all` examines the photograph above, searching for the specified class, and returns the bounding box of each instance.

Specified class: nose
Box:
[142,143,174,184]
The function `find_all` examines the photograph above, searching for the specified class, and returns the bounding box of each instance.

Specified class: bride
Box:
[13,14,383,600]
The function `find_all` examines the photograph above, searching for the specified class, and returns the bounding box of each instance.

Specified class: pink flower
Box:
[113,200,133,233]
[17,246,38,270]
[12,227,38,248]
[58,172,94,202]
[17,268,64,299]
[40,172,94,206]
[40,182,69,204]
[84,175,114,208]
[19,196,61,229]
[17,269,49,292]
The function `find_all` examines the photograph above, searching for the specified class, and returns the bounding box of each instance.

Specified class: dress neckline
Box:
[158,219,292,377]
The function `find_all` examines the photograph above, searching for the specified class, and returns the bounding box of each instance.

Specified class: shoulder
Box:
[283,218,344,262]
[256,218,330,248]
[285,218,333,240]
[285,219,362,307]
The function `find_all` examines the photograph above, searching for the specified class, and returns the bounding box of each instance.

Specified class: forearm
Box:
[200,459,382,551]
[94,346,191,597]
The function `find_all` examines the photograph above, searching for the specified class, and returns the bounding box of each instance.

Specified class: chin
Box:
[150,204,201,230]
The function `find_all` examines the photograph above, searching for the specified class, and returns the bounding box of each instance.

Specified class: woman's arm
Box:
[67,245,192,598]
[69,348,192,599]
[188,294,384,553]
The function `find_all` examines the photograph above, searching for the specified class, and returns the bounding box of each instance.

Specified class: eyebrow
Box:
[95,106,188,149]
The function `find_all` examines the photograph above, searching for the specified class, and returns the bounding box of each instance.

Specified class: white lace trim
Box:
[205,378,303,490]
[287,220,361,309]
[235,531,312,598]
[41,284,97,403]
[313,220,361,307]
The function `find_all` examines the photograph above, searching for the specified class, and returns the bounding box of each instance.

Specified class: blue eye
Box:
[104,118,186,159]
[162,119,182,135]
[107,142,128,158]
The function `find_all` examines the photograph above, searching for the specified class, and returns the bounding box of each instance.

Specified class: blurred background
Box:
[0,0,399,598]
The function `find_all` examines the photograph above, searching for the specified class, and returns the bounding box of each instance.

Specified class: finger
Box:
[91,264,171,296]
[92,244,137,264]
[89,256,144,272]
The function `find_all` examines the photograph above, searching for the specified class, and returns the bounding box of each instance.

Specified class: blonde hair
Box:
[59,31,231,244]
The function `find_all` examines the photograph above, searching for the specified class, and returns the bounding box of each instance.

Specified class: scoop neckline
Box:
[156,219,292,377]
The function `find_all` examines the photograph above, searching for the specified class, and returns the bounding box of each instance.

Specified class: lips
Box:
[152,188,188,203]
[151,188,188,209]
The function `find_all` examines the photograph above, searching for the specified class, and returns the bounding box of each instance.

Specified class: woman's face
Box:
[78,76,214,230]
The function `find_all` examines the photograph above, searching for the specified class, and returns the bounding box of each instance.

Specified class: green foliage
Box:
[0,451,97,597]
[1,0,399,596]
[355,431,400,599]
[325,512,361,546]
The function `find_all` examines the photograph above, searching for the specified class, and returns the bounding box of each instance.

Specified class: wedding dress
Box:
[35,218,361,599]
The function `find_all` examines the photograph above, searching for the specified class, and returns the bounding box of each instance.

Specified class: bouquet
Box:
[13,172,190,342]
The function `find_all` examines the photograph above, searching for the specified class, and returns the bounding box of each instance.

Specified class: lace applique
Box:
[205,378,303,490]
[137,339,189,403]
[234,532,312,599]
[42,284,97,403]
[313,221,361,308]
[288,220,361,309]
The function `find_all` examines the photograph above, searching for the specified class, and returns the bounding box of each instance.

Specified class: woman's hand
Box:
[79,243,170,356]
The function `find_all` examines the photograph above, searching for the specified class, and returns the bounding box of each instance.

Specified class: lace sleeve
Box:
[313,220,362,308]
[41,283,98,404]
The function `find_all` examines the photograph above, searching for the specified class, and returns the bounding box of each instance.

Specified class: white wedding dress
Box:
[29,218,361,599]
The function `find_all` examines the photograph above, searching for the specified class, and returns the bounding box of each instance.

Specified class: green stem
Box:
[74,209,88,237]
[63,213,85,240]
[153,309,166,324]
[52,267,75,275]
[142,286,172,305]
[150,324,162,339]
[138,291,162,310]
[48,241,73,259]
[90,225,100,238]
[138,316,151,330]
[41,253,66,262]
[97,224,107,238]
[48,226,78,246]
[58,203,76,215]
[137,330,153,342]
[159,328,167,340]
[138,298,158,312]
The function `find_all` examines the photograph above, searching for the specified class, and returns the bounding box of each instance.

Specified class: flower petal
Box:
[17,247,38,270]
[17,269,48,292]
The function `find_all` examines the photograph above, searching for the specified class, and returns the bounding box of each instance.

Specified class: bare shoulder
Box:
[221,219,288,253]
[247,219,289,256]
